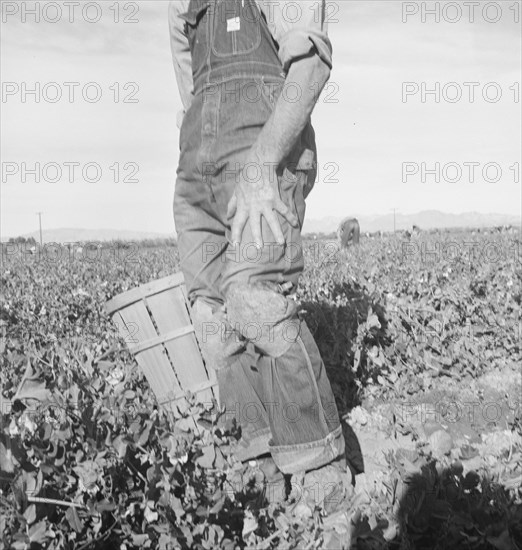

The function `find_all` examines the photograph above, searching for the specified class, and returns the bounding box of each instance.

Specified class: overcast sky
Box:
[1,0,521,237]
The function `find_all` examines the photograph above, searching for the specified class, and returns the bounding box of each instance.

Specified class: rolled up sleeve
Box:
[168,0,193,126]
[260,0,333,72]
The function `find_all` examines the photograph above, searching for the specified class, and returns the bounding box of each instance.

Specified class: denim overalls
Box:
[174,0,344,474]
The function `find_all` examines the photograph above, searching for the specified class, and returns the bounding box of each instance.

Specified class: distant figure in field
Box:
[337,217,360,247]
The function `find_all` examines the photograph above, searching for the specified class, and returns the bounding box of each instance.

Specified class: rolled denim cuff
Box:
[234,427,272,462]
[269,425,345,475]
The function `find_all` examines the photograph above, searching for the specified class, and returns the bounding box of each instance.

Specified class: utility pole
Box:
[393,208,396,234]
[36,212,43,246]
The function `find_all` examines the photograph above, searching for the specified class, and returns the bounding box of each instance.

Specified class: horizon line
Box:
[2,209,521,242]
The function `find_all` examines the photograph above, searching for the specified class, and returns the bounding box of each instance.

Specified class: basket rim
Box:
[105,271,186,314]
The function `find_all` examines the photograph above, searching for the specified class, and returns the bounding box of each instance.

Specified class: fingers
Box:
[249,213,263,248]
[226,193,237,220]
[231,207,249,246]
[229,196,296,248]
[264,209,285,245]
[274,198,299,227]
[236,204,294,248]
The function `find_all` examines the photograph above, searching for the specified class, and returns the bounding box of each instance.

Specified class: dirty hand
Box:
[227,151,298,247]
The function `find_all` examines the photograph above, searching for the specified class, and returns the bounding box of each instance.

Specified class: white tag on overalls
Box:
[227,16,240,32]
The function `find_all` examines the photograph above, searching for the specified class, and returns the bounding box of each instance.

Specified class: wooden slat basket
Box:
[105,272,218,415]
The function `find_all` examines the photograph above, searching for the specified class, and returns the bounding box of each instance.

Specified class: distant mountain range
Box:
[4,211,520,243]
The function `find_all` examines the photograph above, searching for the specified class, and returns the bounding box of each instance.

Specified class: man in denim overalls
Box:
[168,0,348,503]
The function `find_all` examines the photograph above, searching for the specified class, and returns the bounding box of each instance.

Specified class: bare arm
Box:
[228,54,330,247]
[253,55,330,168]
[228,0,333,247]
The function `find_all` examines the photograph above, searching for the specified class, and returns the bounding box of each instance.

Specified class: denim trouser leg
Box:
[174,80,345,474]
[189,301,345,473]
[261,322,344,474]
[212,319,345,474]
[216,348,273,461]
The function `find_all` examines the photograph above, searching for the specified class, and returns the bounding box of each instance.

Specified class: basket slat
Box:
[129,325,195,355]
[114,302,187,416]
[105,272,185,313]
[105,272,219,421]
[158,379,216,407]
[146,287,216,405]
[179,279,219,402]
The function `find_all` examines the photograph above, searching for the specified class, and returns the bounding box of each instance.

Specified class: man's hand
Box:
[227,150,298,247]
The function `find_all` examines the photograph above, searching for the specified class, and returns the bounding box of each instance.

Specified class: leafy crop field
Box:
[1,229,521,550]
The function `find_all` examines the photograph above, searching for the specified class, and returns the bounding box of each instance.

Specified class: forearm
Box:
[250,54,330,171]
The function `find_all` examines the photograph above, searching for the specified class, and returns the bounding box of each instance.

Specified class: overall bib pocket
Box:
[211,0,261,57]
